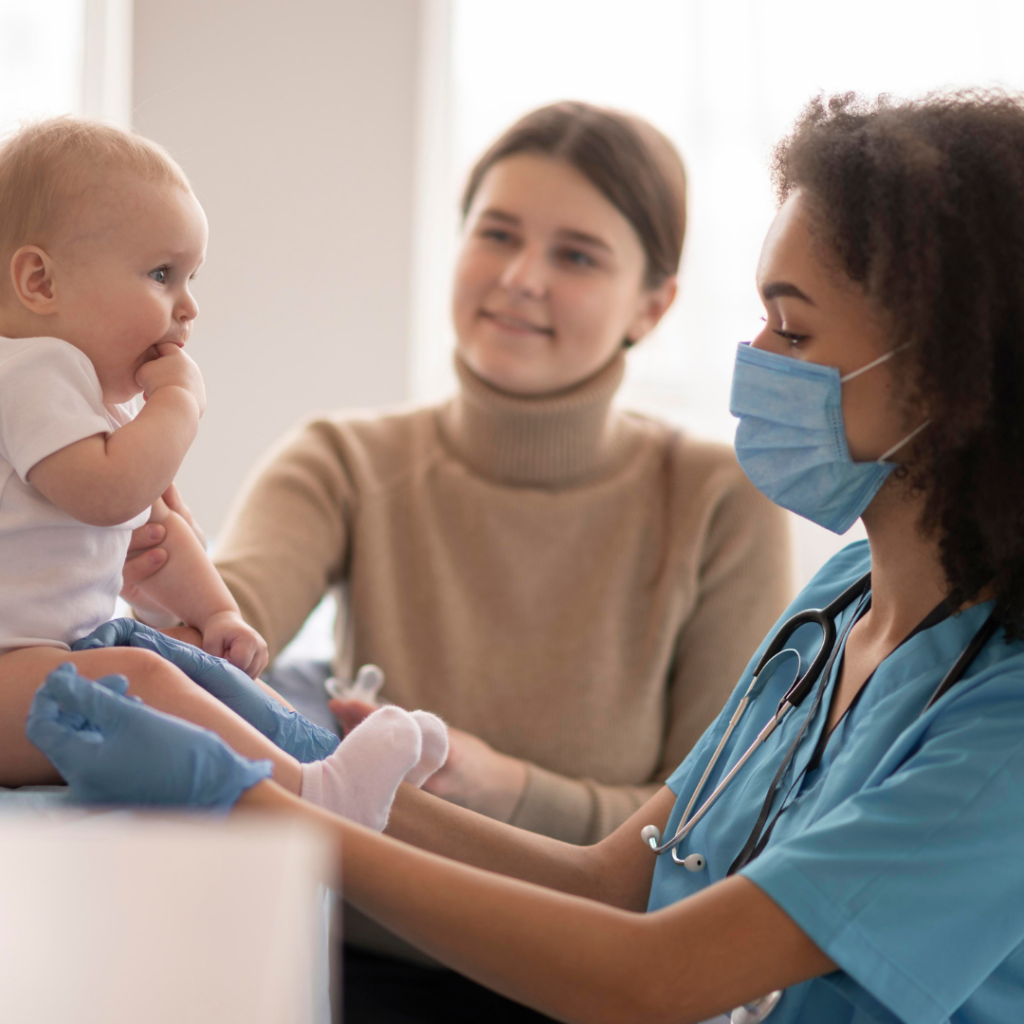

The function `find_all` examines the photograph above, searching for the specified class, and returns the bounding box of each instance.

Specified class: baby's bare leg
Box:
[0,646,302,791]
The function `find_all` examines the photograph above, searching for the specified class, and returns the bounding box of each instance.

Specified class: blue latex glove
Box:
[26,663,272,809]
[73,619,340,763]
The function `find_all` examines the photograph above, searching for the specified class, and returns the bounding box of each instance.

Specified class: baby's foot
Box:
[405,710,448,787]
[299,706,421,831]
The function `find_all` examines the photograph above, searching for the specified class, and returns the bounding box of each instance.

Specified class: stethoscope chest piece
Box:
[639,647,803,866]
[730,989,783,1023]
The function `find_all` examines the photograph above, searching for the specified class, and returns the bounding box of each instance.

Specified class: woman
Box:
[127,102,790,1010]
[47,89,1024,1023]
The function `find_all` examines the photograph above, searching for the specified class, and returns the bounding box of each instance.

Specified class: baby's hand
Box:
[136,342,206,416]
[201,611,269,678]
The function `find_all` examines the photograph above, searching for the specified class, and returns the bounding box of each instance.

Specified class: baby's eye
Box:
[149,266,169,284]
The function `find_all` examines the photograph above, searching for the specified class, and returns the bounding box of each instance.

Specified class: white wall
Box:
[132,0,425,532]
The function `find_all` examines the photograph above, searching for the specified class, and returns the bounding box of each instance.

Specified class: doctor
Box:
[28,90,1024,1024]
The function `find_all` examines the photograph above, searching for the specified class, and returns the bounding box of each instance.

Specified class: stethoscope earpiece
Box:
[640,824,661,849]
[674,851,706,872]
[640,826,706,870]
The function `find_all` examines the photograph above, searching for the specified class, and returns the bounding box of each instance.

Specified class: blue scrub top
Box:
[647,541,1024,1024]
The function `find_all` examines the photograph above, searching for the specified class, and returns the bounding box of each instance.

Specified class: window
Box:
[0,0,131,133]
[0,1,85,128]
[421,0,1024,587]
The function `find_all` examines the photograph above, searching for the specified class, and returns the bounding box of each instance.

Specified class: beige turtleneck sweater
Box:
[215,353,792,840]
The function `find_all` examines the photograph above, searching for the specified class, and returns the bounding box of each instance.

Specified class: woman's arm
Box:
[655,470,793,781]
[243,781,834,1024]
[213,420,353,661]
[392,463,794,842]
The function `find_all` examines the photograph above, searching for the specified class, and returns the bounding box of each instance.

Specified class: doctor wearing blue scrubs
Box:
[27,90,1024,1024]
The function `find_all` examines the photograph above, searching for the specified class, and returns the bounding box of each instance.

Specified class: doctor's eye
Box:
[773,329,809,346]
[148,266,170,285]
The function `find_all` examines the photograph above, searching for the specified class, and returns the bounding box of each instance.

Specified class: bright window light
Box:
[442,0,1024,586]
[0,1,84,131]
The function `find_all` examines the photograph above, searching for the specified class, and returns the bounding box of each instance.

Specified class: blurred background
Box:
[4,0,1024,589]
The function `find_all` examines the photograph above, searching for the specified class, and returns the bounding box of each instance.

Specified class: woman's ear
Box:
[10,246,58,315]
[624,275,678,347]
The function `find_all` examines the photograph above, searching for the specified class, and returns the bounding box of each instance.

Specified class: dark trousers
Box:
[342,946,560,1023]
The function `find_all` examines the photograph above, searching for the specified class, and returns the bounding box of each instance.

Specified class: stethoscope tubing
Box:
[646,573,999,864]
[647,702,792,859]
[646,574,872,861]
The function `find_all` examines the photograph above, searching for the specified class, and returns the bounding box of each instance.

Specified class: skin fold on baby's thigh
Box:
[0,643,299,789]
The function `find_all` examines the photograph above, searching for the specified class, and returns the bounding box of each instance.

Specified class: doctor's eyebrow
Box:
[761,281,816,305]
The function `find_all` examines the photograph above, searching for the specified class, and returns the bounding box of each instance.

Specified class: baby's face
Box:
[54,174,208,403]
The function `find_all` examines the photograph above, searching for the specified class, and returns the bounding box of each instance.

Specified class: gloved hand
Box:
[73,619,340,763]
[26,663,271,809]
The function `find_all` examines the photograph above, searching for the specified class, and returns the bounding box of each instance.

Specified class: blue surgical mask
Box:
[729,342,928,534]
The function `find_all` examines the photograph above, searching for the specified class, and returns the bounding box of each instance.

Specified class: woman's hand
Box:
[330,695,527,823]
[121,521,176,624]
[121,484,207,625]
[422,727,527,822]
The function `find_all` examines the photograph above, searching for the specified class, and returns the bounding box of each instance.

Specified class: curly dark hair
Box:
[772,90,1024,636]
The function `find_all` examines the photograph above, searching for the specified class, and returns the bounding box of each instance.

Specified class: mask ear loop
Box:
[877,418,931,463]
[839,342,913,383]
[838,343,929,463]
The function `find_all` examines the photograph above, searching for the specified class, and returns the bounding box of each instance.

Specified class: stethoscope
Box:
[640,571,1000,1024]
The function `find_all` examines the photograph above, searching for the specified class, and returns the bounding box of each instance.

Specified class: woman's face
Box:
[452,153,676,395]
[752,190,914,462]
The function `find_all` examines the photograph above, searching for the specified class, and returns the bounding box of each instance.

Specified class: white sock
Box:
[300,706,421,831]
[405,710,449,787]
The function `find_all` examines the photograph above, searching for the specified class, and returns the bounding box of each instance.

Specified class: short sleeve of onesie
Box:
[742,665,1024,1024]
[0,337,114,481]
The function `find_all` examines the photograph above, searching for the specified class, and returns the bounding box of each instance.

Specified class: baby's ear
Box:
[10,245,58,315]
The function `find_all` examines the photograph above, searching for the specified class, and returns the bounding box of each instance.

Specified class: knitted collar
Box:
[437,351,635,487]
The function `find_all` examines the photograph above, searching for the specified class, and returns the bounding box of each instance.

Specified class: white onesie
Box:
[0,336,149,653]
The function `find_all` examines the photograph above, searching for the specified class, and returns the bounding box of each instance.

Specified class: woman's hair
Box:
[773,90,1024,635]
[461,101,687,289]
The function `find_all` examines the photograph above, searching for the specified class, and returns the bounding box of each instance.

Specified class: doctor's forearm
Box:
[339,828,838,1024]
[386,782,671,911]
[385,783,603,901]
[239,782,680,1023]
[239,783,830,1024]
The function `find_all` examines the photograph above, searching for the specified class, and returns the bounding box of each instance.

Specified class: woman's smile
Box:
[479,308,554,337]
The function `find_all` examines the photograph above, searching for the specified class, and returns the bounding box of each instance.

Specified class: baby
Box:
[0,117,444,824]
